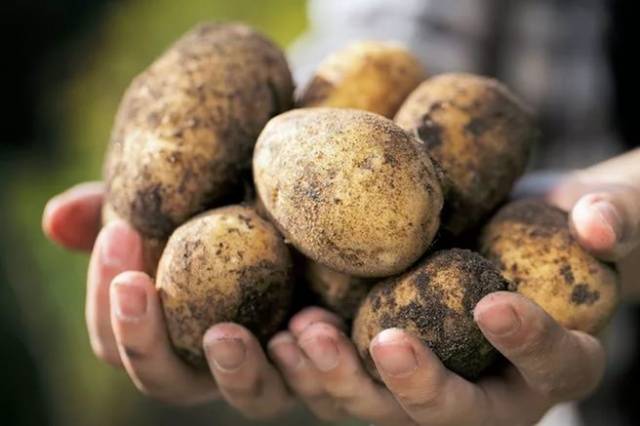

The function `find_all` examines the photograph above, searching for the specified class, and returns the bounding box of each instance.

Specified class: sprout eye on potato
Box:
[156,205,293,367]
[395,73,538,235]
[253,107,444,278]
[298,41,427,118]
[103,22,294,273]
[352,249,510,380]
[479,199,619,334]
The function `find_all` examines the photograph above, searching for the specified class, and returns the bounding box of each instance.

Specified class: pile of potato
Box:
[103,22,619,377]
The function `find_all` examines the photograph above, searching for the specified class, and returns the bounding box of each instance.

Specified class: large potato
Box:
[479,199,619,334]
[156,205,293,367]
[298,41,426,118]
[253,108,444,277]
[352,249,509,380]
[105,23,293,243]
[395,73,537,235]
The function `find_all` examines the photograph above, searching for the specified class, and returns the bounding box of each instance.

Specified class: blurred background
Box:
[0,0,637,425]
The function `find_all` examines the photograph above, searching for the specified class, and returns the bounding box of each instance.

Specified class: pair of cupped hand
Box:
[42,150,640,426]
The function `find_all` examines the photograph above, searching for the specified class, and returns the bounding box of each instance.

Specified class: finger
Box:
[43,182,104,251]
[110,272,218,405]
[370,328,490,426]
[297,322,409,425]
[204,323,293,420]
[288,306,346,339]
[86,220,143,366]
[475,291,606,402]
[268,332,346,422]
[569,188,640,260]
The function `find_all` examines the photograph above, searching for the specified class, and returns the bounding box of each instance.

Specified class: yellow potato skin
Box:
[479,199,619,334]
[352,249,509,380]
[105,23,294,240]
[395,73,537,235]
[253,108,444,278]
[305,260,374,320]
[298,41,426,118]
[156,205,293,367]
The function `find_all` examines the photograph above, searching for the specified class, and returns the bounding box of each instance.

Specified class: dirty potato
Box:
[156,205,293,367]
[479,199,619,334]
[298,41,426,118]
[395,73,537,235]
[352,249,509,380]
[105,22,294,242]
[253,108,444,277]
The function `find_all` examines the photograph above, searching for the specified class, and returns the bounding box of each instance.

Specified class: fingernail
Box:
[371,329,418,377]
[100,221,138,269]
[299,335,339,372]
[113,280,147,322]
[475,303,520,337]
[591,200,623,241]
[269,335,303,371]
[206,338,246,372]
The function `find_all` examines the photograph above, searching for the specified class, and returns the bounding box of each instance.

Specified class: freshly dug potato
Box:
[395,73,537,235]
[105,22,294,242]
[479,199,619,334]
[352,249,509,380]
[253,108,444,277]
[298,41,426,118]
[305,260,374,320]
[156,205,293,367]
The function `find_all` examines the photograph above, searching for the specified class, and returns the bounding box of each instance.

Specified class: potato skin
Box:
[156,205,293,368]
[305,260,374,320]
[352,249,509,380]
[253,108,444,277]
[395,73,537,235]
[479,199,619,334]
[298,41,426,118]
[105,22,294,240]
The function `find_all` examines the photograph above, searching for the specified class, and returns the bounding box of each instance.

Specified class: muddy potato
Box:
[479,199,619,334]
[253,108,444,277]
[352,249,509,380]
[298,41,426,118]
[105,22,294,243]
[395,73,537,235]
[156,205,293,367]
[305,260,374,320]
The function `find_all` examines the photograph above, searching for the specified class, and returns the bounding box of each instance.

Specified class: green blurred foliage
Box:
[2,0,360,424]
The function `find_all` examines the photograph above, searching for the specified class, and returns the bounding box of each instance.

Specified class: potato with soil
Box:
[104,22,294,247]
[253,108,444,278]
[479,199,619,334]
[298,41,426,118]
[352,249,509,380]
[156,205,293,367]
[305,260,375,320]
[395,73,537,235]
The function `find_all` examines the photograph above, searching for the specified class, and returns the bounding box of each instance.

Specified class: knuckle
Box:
[222,378,263,400]
[90,340,120,366]
[397,387,443,412]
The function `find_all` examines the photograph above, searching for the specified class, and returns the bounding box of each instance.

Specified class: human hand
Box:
[42,183,296,418]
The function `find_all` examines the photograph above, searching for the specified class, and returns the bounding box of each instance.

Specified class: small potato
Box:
[305,260,374,320]
[105,22,293,241]
[352,249,509,380]
[297,41,426,118]
[395,73,537,235]
[479,199,619,334]
[253,108,444,277]
[156,205,293,367]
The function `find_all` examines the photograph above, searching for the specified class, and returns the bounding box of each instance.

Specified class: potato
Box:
[395,73,537,235]
[104,22,293,243]
[305,260,374,320]
[253,108,444,277]
[352,249,509,380]
[156,205,293,367]
[298,41,426,118]
[479,199,619,334]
